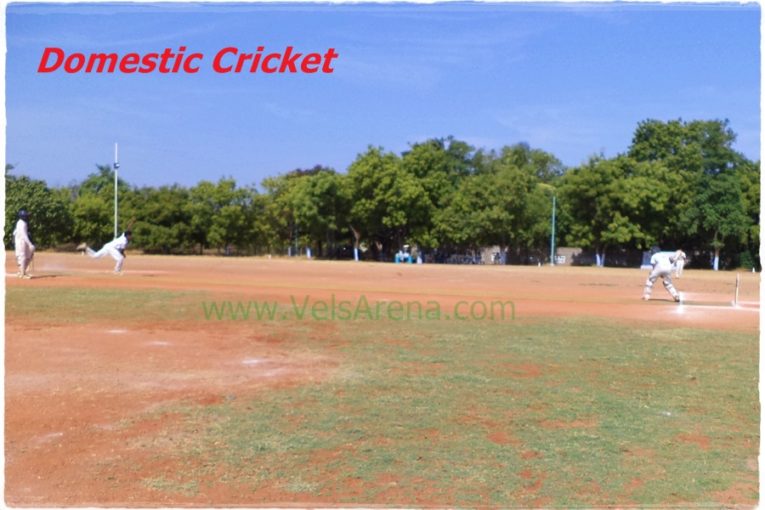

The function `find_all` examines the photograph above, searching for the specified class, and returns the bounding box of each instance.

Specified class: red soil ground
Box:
[5,253,759,505]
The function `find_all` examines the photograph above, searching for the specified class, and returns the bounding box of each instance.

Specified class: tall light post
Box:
[114,142,120,238]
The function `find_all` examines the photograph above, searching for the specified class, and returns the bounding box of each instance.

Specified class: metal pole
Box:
[550,195,556,265]
[114,142,119,238]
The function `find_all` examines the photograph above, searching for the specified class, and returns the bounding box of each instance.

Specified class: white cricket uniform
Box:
[87,233,129,273]
[674,250,687,277]
[643,251,680,301]
[13,219,35,276]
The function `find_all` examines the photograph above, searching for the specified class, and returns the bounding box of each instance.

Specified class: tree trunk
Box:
[712,231,721,271]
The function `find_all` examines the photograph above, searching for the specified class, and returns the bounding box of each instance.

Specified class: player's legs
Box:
[108,247,125,273]
[662,275,680,301]
[642,269,660,299]
[86,246,109,259]
[15,246,24,276]
[15,253,23,277]
[15,247,32,278]
[22,256,32,278]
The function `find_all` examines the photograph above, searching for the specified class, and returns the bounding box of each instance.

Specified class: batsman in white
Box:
[642,249,684,302]
[82,230,132,274]
[13,209,35,279]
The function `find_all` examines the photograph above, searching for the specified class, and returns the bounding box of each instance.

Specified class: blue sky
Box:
[6,2,761,188]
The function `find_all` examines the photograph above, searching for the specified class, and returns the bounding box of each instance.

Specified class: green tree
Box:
[436,153,550,261]
[187,178,252,253]
[680,172,749,270]
[347,147,429,258]
[559,156,679,266]
[497,143,565,183]
[400,137,478,248]
[70,164,131,246]
[5,170,72,248]
[248,192,276,255]
[78,164,130,197]
[628,119,739,175]
[488,146,562,258]
[289,168,349,257]
[261,171,301,256]
[122,186,194,254]
[736,160,760,269]
[71,193,112,246]
[628,118,756,267]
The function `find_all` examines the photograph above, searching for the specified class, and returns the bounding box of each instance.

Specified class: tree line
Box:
[5,118,760,270]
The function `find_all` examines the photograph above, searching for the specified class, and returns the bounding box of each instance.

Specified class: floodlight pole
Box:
[550,195,556,265]
[114,142,119,238]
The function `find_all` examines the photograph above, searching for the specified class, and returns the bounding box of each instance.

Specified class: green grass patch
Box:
[6,287,200,324]
[133,317,758,506]
[142,476,199,497]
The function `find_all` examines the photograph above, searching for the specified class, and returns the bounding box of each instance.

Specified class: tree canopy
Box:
[5,119,759,269]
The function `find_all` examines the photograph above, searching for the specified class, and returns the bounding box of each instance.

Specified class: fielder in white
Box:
[643,250,684,302]
[13,210,35,279]
[84,230,132,274]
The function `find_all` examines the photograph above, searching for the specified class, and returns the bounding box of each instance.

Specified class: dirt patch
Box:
[13,253,758,333]
[487,430,517,445]
[521,450,542,460]
[578,479,604,497]
[520,469,545,494]
[675,431,711,450]
[5,316,340,506]
[397,361,447,376]
[417,427,441,441]
[308,444,358,466]
[710,482,758,506]
[497,362,543,378]
[623,477,644,493]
